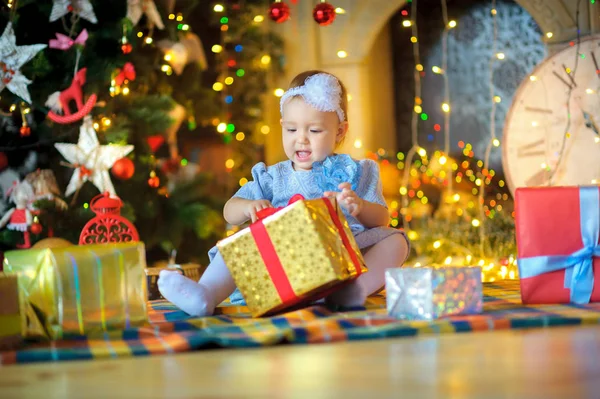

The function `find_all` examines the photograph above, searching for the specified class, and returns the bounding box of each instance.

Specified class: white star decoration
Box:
[0,23,46,103]
[127,0,165,30]
[55,116,134,197]
[50,0,97,24]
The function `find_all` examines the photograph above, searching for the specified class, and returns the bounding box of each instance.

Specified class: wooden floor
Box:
[2,326,600,398]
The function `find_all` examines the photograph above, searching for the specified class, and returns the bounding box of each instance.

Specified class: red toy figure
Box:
[0,181,36,248]
[46,68,97,124]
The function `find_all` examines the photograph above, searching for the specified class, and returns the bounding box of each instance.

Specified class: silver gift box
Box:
[385,267,483,320]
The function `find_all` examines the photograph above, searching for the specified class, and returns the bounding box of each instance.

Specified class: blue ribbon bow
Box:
[518,186,600,304]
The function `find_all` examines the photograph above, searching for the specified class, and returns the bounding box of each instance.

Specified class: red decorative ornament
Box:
[121,43,133,54]
[313,1,336,26]
[147,135,165,153]
[20,125,31,137]
[148,175,160,188]
[269,1,290,23]
[46,68,98,124]
[111,157,135,180]
[79,192,139,245]
[0,152,7,171]
[30,221,43,235]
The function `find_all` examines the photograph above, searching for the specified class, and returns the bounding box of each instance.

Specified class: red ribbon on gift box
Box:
[249,195,363,303]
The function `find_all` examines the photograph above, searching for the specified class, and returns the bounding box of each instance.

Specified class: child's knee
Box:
[384,234,410,263]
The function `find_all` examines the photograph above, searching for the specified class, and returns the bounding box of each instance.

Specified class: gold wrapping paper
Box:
[0,274,24,348]
[2,242,148,339]
[218,198,367,317]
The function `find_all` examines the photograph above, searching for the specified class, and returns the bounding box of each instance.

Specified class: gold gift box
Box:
[2,242,148,339]
[218,198,367,317]
[0,274,23,349]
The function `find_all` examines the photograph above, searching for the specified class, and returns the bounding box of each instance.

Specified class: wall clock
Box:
[502,35,600,194]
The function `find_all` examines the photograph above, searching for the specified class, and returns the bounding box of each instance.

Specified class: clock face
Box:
[502,35,600,194]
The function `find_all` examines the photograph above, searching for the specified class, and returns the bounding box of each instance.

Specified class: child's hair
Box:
[287,70,349,124]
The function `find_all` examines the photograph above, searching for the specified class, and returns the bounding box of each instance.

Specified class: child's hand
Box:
[324,183,364,217]
[244,199,273,223]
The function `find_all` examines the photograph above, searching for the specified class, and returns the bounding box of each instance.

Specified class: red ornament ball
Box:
[20,125,31,137]
[313,2,336,26]
[30,222,43,235]
[111,157,135,180]
[148,176,160,188]
[269,1,290,23]
[121,43,133,54]
[0,152,7,172]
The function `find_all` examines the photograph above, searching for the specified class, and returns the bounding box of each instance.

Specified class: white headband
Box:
[279,73,346,122]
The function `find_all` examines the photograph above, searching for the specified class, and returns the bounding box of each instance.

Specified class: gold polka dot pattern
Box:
[217,198,367,317]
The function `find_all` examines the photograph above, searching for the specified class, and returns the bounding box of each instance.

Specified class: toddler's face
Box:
[281,97,345,171]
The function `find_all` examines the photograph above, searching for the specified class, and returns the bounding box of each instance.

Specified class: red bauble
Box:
[269,1,290,23]
[20,126,31,137]
[313,2,336,26]
[79,192,139,245]
[0,152,7,172]
[111,157,135,180]
[30,222,43,235]
[121,43,133,54]
[148,176,160,188]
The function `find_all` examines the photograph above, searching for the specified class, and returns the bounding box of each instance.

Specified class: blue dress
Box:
[208,154,409,304]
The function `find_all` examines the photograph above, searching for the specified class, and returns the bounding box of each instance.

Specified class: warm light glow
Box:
[260,55,271,65]
[418,148,427,157]
[335,7,346,14]
[433,240,442,249]
[261,125,270,134]
[595,137,600,143]
[472,219,481,227]
[145,37,153,44]
[337,50,348,58]
[444,256,452,265]
[225,77,234,85]
[212,44,223,53]
[354,139,363,148]
[493,138,500,147]
[546,32,553,38]
[403,20,412,27]
[496,52,505,60]
[93,122,99,130]
[416,64,424,71]
[491,8,497,15]
[164,53,173,61]
[448,20,457,28]
[586,88,594,94]
[225,159,235,169]
[442,103,450,113]
[214,4,224,12]
[213,82,224,91]
[399,187,408,195]
[453,193,460,202]
[217,123,227,133]
[122,87,130,95]
[274,88,285,97]
[254,15,265,22]
[9,104,16,112]
[439,155,447,165]
[494,96,501,103]
[236,132,245,141]
[531,121,538,127]
[102,118,111,127]
[407,231,418,240]
[432,66,443,74]
[239,178,248,186]
[530,75,537,81]
[410,36,418,43]
[347,94,352,102]
[414,105,422,113]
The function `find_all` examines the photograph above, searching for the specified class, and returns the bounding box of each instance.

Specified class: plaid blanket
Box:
[2,280,600,365]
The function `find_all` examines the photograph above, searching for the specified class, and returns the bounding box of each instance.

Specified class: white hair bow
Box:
[279,73,345,122]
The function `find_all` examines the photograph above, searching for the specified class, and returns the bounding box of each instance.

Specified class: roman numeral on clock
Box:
[525,169,551,187]
[552,65,577,89]
[517,138,546,157]
[592,51,600,78]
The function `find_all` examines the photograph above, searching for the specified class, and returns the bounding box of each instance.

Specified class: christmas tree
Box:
[0,0,284,264]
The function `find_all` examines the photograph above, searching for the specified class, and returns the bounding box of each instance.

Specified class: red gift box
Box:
[516,186,600,304]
